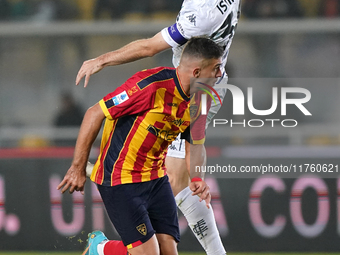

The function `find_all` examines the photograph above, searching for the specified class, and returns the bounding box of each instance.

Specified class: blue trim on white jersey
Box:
[167,23,188,46]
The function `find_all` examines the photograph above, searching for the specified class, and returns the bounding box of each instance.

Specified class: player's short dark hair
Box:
[181,37,223,61]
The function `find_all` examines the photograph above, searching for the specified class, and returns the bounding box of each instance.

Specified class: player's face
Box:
[201,58,222,78]
[197,58,222,86]
[189,57,223,94]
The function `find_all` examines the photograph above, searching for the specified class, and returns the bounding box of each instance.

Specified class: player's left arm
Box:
[183,91,212,207]
[185,141,210,208]
[183,98,211,208]
[57,103,105,194]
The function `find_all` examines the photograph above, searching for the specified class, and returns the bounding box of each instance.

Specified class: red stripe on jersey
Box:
[131,132,157,183]
[176,101,189,118]
[150,139,168,180]
[95,122,116,184]
[111,115,144,186]
[163,88,175,115]
[131,121,165,183]
[149,124,179,179]
[149,124,180,180]
[171,124,180,132]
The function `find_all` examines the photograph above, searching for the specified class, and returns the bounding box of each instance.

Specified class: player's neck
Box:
[176,67,191,95]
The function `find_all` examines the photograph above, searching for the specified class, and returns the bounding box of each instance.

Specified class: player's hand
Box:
[76,58,103,87]
[57,165,86,195]
[189,179,211,209]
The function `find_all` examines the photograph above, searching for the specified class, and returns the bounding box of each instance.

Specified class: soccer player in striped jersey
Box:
[58,37,223,255]
[76,1,241,254]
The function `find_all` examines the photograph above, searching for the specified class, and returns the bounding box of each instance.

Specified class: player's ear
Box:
[193,68,201,78]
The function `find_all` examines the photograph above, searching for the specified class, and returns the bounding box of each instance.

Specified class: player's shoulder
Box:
[136,66,176,79]
[130,67,177,89]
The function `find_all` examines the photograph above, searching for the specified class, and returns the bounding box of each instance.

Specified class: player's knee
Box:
[129,235,160,255]
[156,234,177,255]
[168,174,189,197]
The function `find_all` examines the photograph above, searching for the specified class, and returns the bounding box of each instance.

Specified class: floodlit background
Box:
[0,0,340,253]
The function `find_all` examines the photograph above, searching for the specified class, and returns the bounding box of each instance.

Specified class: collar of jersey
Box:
[174,69,190,102]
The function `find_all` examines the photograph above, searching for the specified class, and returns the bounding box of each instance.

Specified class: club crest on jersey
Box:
[136,223,147,236]
[190,105,198,118]
[112,91,129,106]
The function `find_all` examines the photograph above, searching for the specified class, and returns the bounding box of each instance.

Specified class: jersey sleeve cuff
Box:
[161,27,179,48]
[192,137,205,145]
[161,24,188,48]
[99,99,113,120]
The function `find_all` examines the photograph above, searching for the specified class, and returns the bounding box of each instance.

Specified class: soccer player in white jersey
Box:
[76,1,241,254]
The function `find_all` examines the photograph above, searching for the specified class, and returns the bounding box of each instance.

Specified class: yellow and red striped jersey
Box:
[91,67,207,186]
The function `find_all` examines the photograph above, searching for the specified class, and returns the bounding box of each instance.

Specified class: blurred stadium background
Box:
[0,0,340,253]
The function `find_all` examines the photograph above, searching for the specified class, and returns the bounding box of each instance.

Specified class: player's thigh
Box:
[156,233,178,255]
[165,155,189,196]
[97,184,155,247]
[147,176,180,244]
[128,235,160,255]
[166,136,188,182]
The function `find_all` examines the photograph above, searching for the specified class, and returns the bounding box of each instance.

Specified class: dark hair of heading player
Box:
[181,37,223,61]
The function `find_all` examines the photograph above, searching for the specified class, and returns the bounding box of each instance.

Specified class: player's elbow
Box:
[85,103,105,123]
[142,44,159,57]
[140,37,165,57]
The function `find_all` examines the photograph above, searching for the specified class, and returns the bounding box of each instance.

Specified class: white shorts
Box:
[167,135,186,159]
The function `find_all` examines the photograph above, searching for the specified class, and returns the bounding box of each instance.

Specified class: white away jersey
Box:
[161,0,241,68]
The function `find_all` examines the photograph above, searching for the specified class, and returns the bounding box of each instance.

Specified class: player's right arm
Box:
[76,32,171,87]
[57,103,105,194]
